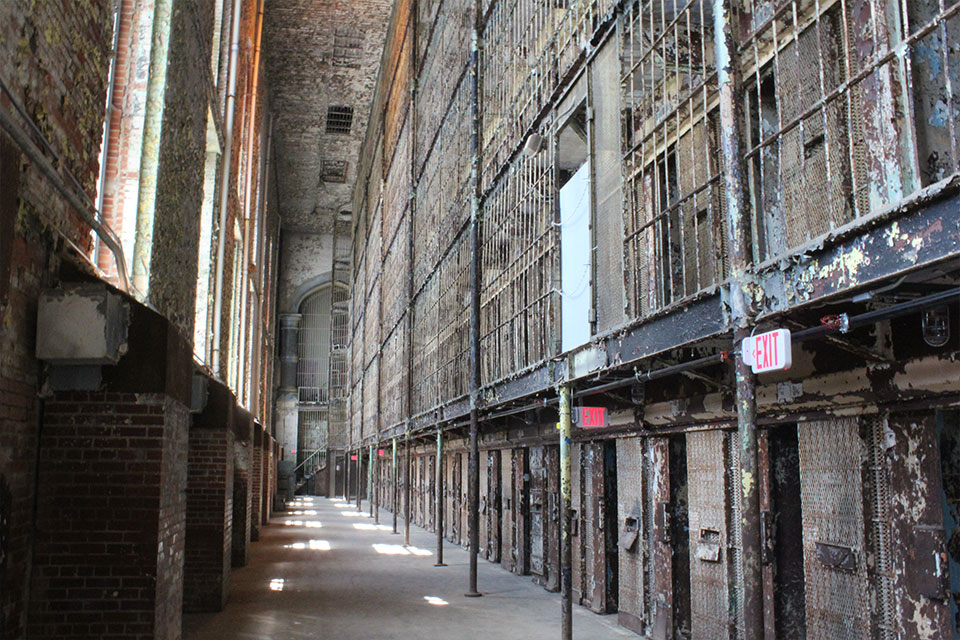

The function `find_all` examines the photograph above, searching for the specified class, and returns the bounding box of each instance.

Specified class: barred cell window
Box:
[332,28,363,66]
[326,106,354,134]
[321,159,347,183]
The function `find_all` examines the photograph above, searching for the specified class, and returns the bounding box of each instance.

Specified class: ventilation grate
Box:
[321,159,347,183]
[326,106,354,134]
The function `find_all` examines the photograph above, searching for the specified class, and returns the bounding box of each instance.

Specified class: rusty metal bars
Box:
[479,128,558,386]
[740,0,960,262]
[621,0,726,323]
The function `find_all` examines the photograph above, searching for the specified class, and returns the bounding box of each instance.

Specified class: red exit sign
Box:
[577,406,607,428]
[350,454,358,461]
[378,449,385,457]
[742,328,792,374]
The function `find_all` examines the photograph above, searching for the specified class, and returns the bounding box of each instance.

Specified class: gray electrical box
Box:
[36,284,128,365]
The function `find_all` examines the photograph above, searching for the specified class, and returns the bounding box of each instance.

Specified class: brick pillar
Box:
[28,302,193,639]
[183,378,235,612]
[30,392,188,639]
[232,410,254,567]
[250,424,264,541]
[261,437,272,525]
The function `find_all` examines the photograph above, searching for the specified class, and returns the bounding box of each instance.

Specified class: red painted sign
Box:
[351,454,358,461]
[579,406,607,428]
[378,449,385,457]
[742,328,792,374]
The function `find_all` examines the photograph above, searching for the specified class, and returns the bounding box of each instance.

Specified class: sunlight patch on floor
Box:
[284,540,331,551]
[352,523,393,531]
[283,520,323,528]
[424,596,449,606]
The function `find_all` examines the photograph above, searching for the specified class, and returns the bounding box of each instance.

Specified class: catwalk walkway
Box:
[183,496,633,639]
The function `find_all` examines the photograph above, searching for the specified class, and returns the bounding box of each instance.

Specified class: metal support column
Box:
[374,444,381,524]
[392,437,399,534]
[713,0,762,636]
[403,432,411,546]
[369,445,375,517]
[344,449,350,501]
[559,385,573,640]
[465,0,482,600]
[434,430,446,567]
[356,449,362,511]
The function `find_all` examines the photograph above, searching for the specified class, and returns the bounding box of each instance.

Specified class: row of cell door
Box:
[618,412,960,640]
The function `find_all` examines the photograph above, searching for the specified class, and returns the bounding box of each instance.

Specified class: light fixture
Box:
[922,305,950,347]
[523,133,546,156]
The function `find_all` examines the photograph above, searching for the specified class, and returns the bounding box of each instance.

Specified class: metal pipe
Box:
[344,448,350,501]
[403,433,411,546]
[465,0,482,599]
[369,445,375,518]
[131,0,173,295]
[434,430,446,567]
[94,1,122,264]
[356,447,362,510]
[212,0,244,374]
[237,0,266,404]
[559,385,573,640]
[392,437,399,534]
[0,99,131,293]
[713,0,762,635]
[374,444,381,524]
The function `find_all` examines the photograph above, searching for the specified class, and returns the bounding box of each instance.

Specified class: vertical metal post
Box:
[344,449,351,501]
[713,0,762,637]
[404,432,411,546]
[465,0,482,600]
[356,448,362,510]
[435,429,446,567]
[392,437,399,534]
[559,385,573,640]
[369,445,375,517]
[374,444,381,524]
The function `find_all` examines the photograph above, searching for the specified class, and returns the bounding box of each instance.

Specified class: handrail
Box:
[293,448,326,476]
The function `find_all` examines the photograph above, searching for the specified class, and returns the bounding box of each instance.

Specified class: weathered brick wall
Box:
[184,425,234,612]
[250,428,264,541]
[29,392,188,639]
[148,0,217,335]
[0,1,114,635]
[232,441,252,567]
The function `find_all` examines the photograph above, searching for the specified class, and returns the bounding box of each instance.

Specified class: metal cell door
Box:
[530,445,547,584]
[452,453,462,543]
[617,437,645,634]
[515,447,530,576]
[580,441,607,612]
[686,430,729,639]
[502,449,516,572]
[546,445,561,592]
[797,418,871,640]
[647,437,673,640]
[487,449,501,562]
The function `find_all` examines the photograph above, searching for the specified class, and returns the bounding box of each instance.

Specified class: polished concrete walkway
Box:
[184,496,634,639]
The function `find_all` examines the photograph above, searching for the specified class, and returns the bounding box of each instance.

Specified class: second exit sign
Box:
[576,406,607,428]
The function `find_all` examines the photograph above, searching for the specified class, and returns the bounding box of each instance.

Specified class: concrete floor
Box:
[183,496,634,639]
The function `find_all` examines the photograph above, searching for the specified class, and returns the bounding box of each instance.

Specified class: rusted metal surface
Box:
[435,432,446,565]
[887,412,954,638]
[486,449,502,562]
[760,189,960,316]
[687,430,733,638]
[529,445,547,585]
[617,437,644,634]
[647,436,675,640]
[797,418,872,639]
[560,385,573,640]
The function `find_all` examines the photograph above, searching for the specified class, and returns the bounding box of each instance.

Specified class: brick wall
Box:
[232,441,252,567]
[29,392,188,639]
[184,424,234,612]
[0,0,114,633]
[250,427,264,541]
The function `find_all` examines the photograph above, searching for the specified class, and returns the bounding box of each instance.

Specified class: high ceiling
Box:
[263,0,392,234]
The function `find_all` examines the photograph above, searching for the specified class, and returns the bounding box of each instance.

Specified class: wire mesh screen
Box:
[411,272,440,415]
[328,284,350,449]
[297,408,328,470]
[438,230,471,403]
[480,125,559,385]
[741,0,960,262]
[297,287,333,404]
[621,0,726,322]
[380,319,407,430]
